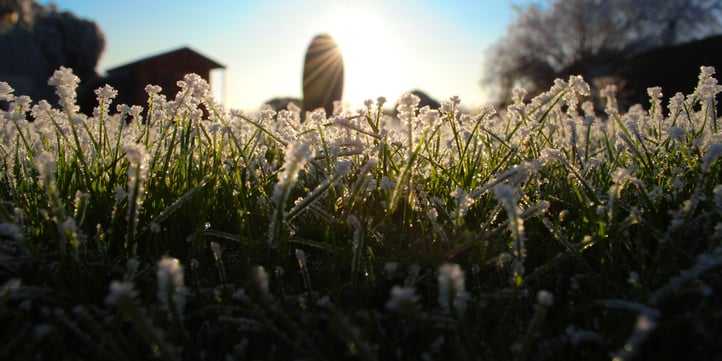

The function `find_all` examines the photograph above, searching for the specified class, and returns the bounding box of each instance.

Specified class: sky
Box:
[42,0,536,111]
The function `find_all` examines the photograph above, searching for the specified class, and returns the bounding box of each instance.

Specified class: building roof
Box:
[107,46,225,74]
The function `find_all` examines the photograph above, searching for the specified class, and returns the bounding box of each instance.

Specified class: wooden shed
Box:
[105,46,225,107]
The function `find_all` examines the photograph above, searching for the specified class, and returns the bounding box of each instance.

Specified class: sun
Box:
[323,6,407,108]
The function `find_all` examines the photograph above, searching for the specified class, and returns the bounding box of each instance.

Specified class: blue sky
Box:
[43,0,535,110]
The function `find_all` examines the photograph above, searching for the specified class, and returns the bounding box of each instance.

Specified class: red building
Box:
[105,47,225,107]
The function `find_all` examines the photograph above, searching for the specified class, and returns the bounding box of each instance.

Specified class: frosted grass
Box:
[0,66,721,360]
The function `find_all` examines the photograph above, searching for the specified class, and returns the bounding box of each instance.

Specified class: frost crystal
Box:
[376,96,387,107]
[438,263,467,313]
[253,266,270,299]
[695,66,722,99]
[123,142,148,167]
[494,184,526,268]
[105,280,136,305]
[95,84,118,103]
[569,75,590,96]
[386,285,419,311]
[397,92,420,115]
[667,126,685,141]
[47,66,80,113]
[702,144,722,172]
[713,185,722,213]
[419,106,440,127]
[451,187,474,222]
[157,257,187,313]
[0,82,14,101]
[537,290,554,306]
[180,73,210,100]
[279,143,312,182]
[34,152,57,185]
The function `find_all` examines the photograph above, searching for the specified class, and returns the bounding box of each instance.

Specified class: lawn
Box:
[1,66,721,360]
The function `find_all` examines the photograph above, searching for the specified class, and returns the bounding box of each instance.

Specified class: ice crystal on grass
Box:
[701,143,722,172]
[565,325,602,346]
[397,92,420,115]
[123,141,149,246]
[668,91,685,115]
[47,66,80,114]
[178,73,210,101]
[451,187,473,225]
[124,145,144,169]
[713,185,722,213]
[418,106,440,128]
[612,315,656,361]
[569,75,591,96]
[438,263,467,314]
[268,142,313,247]
[386,285,419,314]
[34,151,57,190]
[252,266,271,300]
[157,257,187,313]
[668,126,685,141]
[0,82,13,101]
[601,84,620,117]
[105,280,136,305]
[494,184,525,255]
[95,84,117,105]
[539,149,564,165]
[695,66,722,99]
[2,64,722,360]
[276,143,312,188]
[537,290,554,307]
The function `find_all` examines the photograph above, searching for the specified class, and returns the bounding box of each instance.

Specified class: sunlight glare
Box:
[324,6,407,108]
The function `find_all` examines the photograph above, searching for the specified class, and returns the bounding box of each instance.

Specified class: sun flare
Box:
[323,6,407,108]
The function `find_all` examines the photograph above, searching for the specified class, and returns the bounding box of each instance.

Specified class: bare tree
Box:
[483,0,722,105]
[0,0,105,105]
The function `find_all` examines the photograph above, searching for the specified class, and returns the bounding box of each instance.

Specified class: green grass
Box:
[1,68,721,360]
